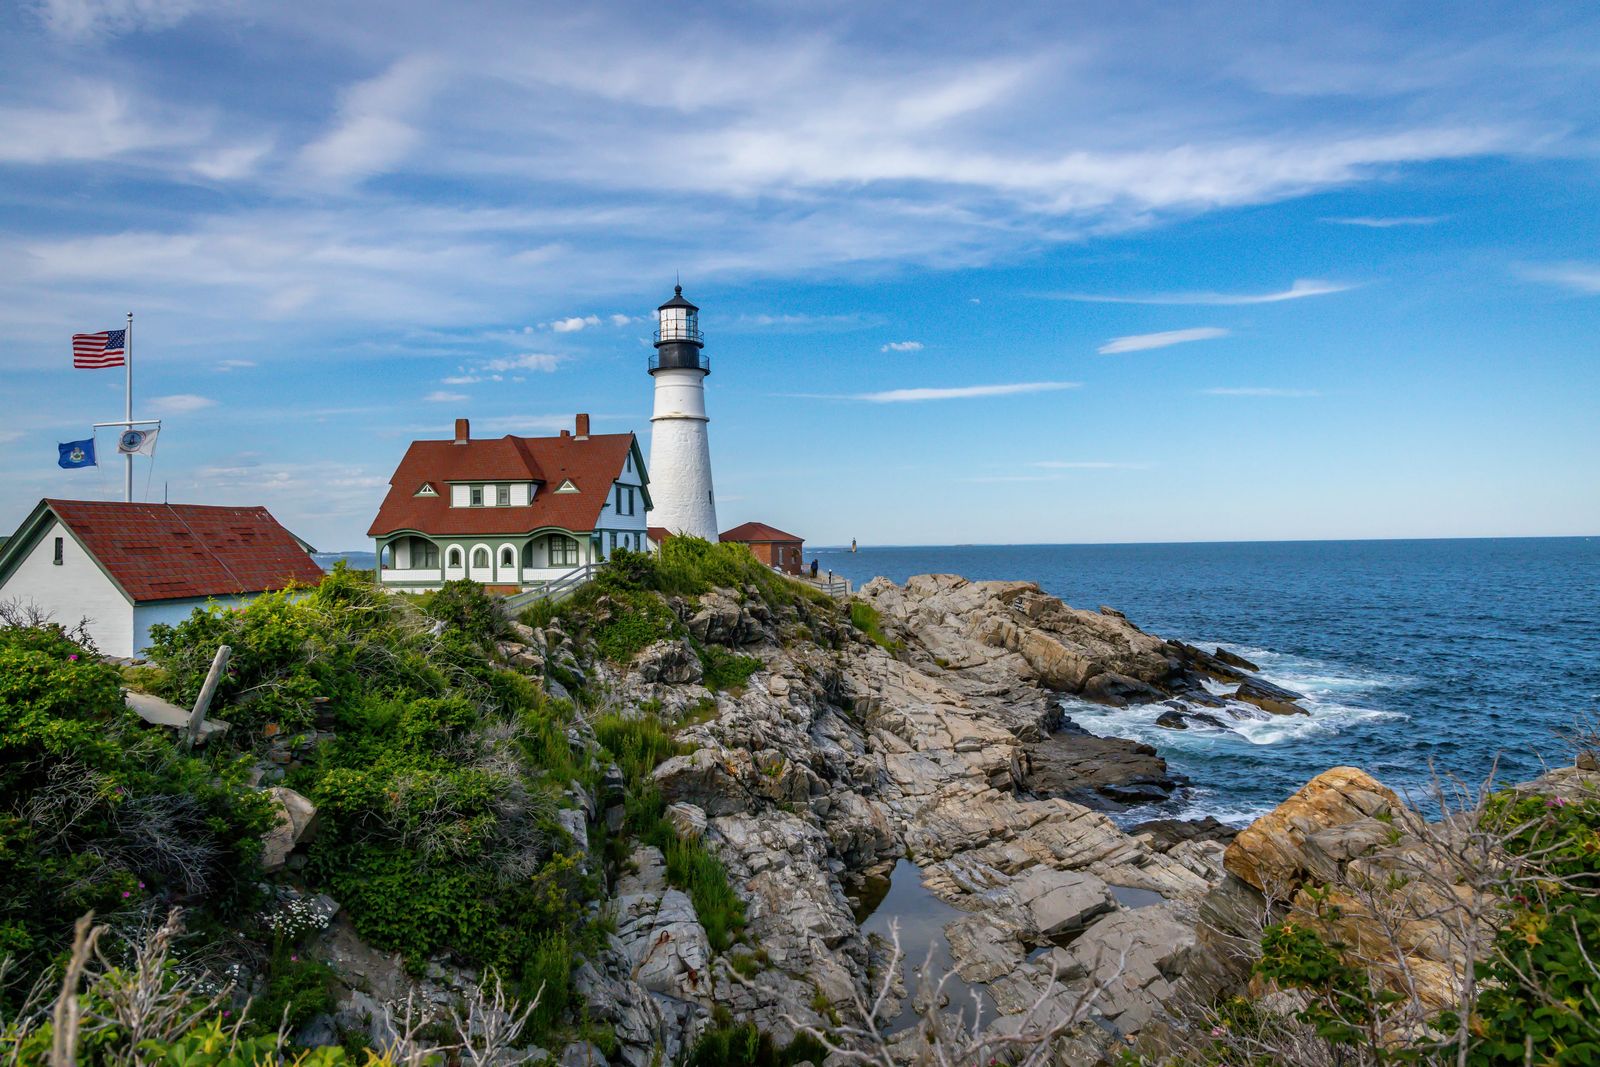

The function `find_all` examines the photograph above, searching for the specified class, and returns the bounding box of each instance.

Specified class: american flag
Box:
[72,329,126,369]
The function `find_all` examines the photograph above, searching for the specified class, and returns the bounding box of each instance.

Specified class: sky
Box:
[1,0,1598,549]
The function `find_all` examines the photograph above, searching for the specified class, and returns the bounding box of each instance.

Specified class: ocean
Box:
[809,538,1600,823]
[320,538,1600,823]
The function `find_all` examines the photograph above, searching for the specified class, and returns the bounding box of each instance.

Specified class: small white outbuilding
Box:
[0,498,324,658]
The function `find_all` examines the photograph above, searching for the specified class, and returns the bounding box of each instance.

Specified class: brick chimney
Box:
[575,413,590,439]
[454,418,470,445]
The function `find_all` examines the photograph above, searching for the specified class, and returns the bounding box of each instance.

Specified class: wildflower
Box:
[68,654,79,661]
[121,891,131,898]
[1546,796,1570,808]
[138,882,145,889]
[291,955,299,963]
[1211,1026,1227,1037]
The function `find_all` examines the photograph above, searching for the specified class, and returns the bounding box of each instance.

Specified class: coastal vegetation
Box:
[4,550,1599,1064]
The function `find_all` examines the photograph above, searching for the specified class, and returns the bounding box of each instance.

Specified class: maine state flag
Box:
[58,438,96,469]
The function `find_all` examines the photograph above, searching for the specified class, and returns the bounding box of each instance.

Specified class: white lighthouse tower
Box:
[647,285,719,540]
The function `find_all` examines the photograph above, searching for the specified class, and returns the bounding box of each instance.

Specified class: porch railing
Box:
[502,563,601,612]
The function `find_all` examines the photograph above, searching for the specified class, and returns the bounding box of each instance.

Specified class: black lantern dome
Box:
[651,285,709,374]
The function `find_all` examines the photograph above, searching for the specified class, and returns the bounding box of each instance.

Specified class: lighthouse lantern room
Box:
[647,285,719,540]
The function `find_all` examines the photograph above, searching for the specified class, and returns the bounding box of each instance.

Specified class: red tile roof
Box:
[721,521,804,544]
[368,431,639,537]
[45,499,324,603]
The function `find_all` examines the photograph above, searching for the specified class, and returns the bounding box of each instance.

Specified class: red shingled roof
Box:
[721,521,804,544]
[647,526,674,545]
[44,499,323,603]
[368,431,639,537]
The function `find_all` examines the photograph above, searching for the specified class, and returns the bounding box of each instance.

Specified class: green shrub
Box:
[419,579,503,647]
[593,713,687,783]
[848,601,902,653]
[699,646,762,693]
[0,627,272,977]
[1464,791,1600,1065]
[251,957,337,1034]
[662,835,745,951]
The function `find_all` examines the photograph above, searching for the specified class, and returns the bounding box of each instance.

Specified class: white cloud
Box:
[0,430,24,444]
[1053,279,1356,306]
[1033,461,1153,469]
[424,390,468,402]
[35,0,207,38]
[479,353,564,373]
[215,358,255,371]
[1202,387,1320,397]
[299,57,438,184]
[846,381,1081,403]
[440,375,481,384]
[549,315,602,332]
[1098,327,1228,354]
[149,393,216,413]
[1520,263,1600,295]
[609,313,633,326]
[1321,215,1448,227]
[881,340,924,352]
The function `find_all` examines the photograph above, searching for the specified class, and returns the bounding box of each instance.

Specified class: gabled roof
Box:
[647,526,674,545]
[721,521,804,544]
[368,429,648,538]
[0,499,323,604]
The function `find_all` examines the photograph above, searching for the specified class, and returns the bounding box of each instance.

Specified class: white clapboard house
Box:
[0,499,325,657]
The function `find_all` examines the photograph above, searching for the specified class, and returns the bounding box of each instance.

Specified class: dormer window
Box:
[470,486,484,507]
[555,479,579,494]
[415,483,437,497]
[496,484,510,506]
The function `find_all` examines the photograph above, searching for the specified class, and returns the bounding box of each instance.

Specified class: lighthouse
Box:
[647,285,719,540]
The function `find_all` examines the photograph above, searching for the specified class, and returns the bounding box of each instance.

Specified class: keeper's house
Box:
[0,499,323,658]
[368,415,650,593]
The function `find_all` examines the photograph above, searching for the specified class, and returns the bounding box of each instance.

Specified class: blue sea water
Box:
[808,538,1600,823]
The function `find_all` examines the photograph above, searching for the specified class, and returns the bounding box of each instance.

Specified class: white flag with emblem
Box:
[116,427,159,456]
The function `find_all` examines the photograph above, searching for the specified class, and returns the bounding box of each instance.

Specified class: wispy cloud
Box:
[1202,387,1320,397]
[424,390,468,403]
[440,374,484,385]
[215,358,255,371]
[1321,215,1448,228]
[841,381,1081,403]
[479,353,565,373]
[298,57,438,185]
[1051,279,1356,306]
[149,393,216,413]
[1098,327,1228,354]
[1520,263,1600,295]
[881,340,924,352]
[1032,461,1153,470]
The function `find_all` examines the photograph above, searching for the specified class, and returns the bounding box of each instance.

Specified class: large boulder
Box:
[1057,905,1196,1035]
[1224,767,1400,896]
[1009,866,1114,938]
[652,748,750,816]
[632,639,703,685]
[685,591,761,646]
[261,786,317,872]
[1233,677,1308,716]
[1081,671,1166,707]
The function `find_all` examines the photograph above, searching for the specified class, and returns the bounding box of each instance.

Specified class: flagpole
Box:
[124,311,133,502]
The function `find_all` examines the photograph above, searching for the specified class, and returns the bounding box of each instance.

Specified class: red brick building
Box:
[719,521,805,575]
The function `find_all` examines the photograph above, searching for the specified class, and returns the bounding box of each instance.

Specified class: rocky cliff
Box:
[298,571,1585,1064]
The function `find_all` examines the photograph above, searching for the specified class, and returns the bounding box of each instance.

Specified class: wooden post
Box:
[185,644,231,749]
